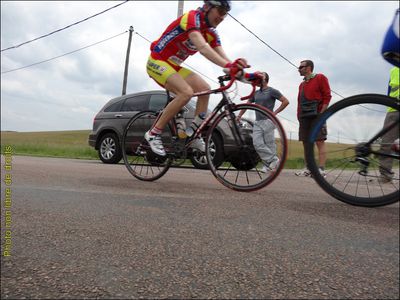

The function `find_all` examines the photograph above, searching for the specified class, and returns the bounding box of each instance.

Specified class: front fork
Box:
[224,105,245,148]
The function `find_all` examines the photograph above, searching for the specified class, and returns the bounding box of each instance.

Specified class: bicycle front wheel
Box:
[206,104,287,192]
[306,94,399,207]
[122,111,172,181]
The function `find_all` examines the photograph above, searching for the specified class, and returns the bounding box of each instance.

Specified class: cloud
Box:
[1,0,398,132]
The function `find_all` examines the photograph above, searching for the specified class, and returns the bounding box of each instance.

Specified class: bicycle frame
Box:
[185,73,258,149]
[149,69,257,142]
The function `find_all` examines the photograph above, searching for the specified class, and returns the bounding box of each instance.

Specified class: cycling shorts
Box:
[146,55,193,87]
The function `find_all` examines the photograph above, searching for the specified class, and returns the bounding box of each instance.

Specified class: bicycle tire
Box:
[306,94,399,207]
[122,111,172,181]
[206,103,287,192]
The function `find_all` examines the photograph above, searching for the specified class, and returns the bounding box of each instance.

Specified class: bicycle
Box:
[121,69,288,192]
[305,93,399,207]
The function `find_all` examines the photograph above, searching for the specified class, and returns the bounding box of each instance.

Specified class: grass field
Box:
[1,130,317,168]
[1,130,98,160]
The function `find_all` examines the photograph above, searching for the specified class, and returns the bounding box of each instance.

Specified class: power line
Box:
[228,13,346,99]
[1,0,129,52]
[228,13,297,69]
[1,31,128,74]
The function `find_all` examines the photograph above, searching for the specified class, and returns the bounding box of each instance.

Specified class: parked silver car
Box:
[88,90,256,169]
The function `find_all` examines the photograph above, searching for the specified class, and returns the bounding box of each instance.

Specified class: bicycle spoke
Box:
[206,104,287,192]
[306,94,399,206]
[122,111,172,181]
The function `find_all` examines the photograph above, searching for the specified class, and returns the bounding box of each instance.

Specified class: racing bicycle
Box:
[306,94,399,207]
[121,69,287,192]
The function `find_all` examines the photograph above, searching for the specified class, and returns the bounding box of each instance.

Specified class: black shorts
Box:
[299,117,327,142]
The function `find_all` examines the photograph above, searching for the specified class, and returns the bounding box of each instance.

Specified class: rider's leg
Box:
[144,75,193,156]
[379,111,399,179]
[184,73,211,115]
[145,58,194,156]
[152,73,194,130]
[183,73,210,139]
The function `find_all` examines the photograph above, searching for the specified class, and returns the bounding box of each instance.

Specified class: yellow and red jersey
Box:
[150,9,221,66]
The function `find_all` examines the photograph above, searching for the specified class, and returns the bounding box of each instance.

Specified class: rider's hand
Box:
[224,58,250,71]
[244,71,264,84]
[236,71,264,85]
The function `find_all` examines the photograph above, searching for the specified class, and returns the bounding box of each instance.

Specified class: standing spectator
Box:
[379,66,399,183]
[237,72,289,172]
[294,60,331,177]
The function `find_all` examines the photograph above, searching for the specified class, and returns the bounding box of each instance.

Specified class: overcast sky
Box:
[1,1,398,134]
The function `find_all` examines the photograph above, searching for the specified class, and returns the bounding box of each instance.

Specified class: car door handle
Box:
[114,114,123,118]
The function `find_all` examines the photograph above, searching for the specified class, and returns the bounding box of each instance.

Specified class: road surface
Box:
[1,156,399,299]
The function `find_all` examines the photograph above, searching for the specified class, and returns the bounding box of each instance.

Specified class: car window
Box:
[121,95,149,111]
[104,100,123,112]
[149,94,168,111]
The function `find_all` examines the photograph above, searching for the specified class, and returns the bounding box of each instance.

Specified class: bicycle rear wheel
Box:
[122,111,172,181]
[306,94,399,207]
[206,104,287,192]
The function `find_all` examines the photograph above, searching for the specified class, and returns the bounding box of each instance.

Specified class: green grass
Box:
[1,130,98,160]
[0,130,323,168]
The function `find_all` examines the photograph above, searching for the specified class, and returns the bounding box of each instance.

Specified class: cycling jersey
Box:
[387,66,399,112]
[150,8,222,67]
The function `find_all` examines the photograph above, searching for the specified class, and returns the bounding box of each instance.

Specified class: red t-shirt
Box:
[150,9,221,65]
[297,73,332,118]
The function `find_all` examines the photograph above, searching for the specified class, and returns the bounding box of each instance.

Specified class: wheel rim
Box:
[306,95,399,206]
[101,137,116,160]
[122,111,172,181]
[206,104,287,192]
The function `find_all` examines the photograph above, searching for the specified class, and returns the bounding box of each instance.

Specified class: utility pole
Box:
[177,0,184,18]
[122,26,134,96]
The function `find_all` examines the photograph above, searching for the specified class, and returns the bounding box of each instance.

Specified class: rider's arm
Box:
[189,31,229,67]
[214,46,230,62]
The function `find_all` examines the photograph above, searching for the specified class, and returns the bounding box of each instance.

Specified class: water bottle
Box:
[186,112,206,137]
[175,110,187,139]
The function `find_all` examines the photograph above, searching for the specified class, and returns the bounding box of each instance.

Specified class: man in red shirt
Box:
[295,60,332,177]
[145,0,248,156]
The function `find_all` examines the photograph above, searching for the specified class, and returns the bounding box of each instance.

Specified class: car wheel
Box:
[98,133,122,164]
[190,133,224,169]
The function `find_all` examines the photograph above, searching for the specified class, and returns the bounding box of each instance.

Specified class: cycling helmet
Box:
[381,9,400,67]
[204,0,231,12]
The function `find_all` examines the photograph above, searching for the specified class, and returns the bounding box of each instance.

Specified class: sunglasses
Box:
[298,65,308,69]
[216,6,228,16]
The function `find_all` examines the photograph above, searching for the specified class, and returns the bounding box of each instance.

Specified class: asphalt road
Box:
[1,156,399,299]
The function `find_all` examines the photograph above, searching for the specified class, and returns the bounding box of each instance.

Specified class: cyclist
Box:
[145,0,249,156]
[379,9,400,183]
